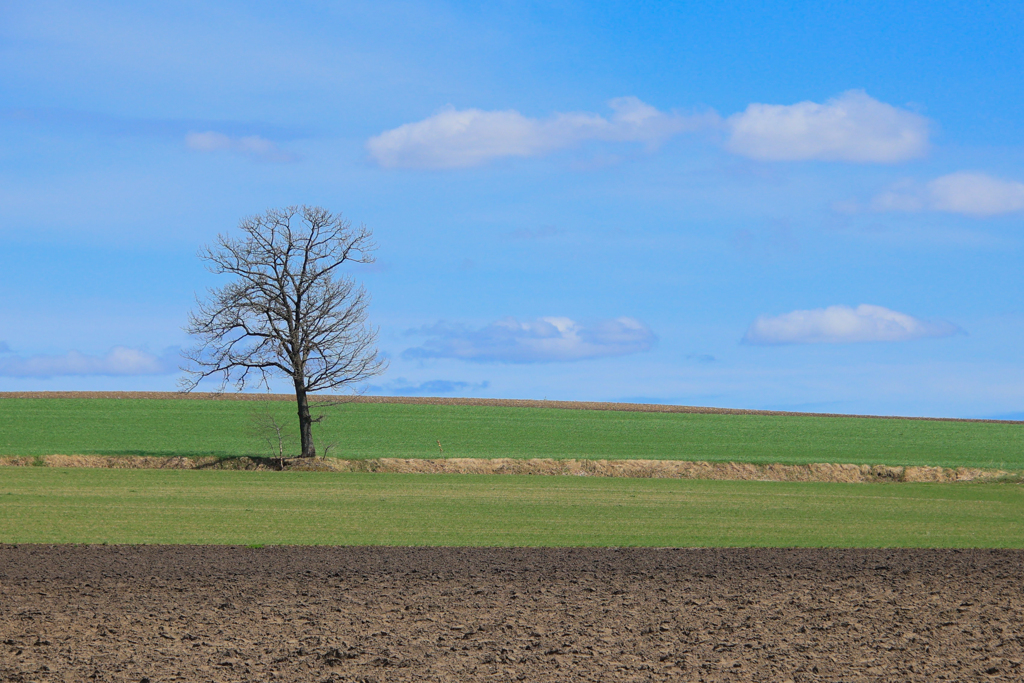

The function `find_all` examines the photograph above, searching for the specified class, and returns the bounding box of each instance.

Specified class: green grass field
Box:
[2,397,1023,469]
[0,468,1020,547]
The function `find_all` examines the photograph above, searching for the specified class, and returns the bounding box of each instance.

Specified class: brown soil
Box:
[0,454,1012,484]
[2,391,1021,424]
[1,546,1021,682]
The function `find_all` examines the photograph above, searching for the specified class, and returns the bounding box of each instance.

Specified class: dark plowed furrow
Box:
[1,546,1022,682]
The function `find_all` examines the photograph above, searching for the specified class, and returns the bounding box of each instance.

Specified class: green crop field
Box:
[2,397,1023,469]
[0,468,1021,547]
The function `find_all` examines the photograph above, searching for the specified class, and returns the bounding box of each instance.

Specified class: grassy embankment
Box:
[1,468,1022,547]
[2,397,1023,469]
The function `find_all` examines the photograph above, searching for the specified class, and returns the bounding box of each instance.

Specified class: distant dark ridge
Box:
[2,391,1021,425]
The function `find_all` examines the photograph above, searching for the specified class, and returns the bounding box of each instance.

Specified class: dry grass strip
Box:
[0,454,1014,483]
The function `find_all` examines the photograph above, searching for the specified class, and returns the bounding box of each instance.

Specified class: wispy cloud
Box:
[366,97,715,169]
[725,90,930,163]
[872,171,1024,216]
[366,377,490,395]
[185,131,297,163]
[743,305,960,345]
[0,346,179,378]
[5,107,302,142]
[404,316,656,363]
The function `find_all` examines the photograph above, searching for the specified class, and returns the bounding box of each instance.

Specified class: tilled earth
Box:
[0,546,1022,682]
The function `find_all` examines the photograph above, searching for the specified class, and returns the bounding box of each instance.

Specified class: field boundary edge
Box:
[0,454,1018,484]
[1,391,1021,424]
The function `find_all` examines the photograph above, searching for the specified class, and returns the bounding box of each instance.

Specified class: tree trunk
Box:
[294,381,316,458]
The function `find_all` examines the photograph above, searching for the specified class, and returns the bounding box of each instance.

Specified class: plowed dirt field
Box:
[1,546,1022,682]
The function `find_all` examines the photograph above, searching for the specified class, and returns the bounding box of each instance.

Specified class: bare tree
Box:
[181,206,387,458]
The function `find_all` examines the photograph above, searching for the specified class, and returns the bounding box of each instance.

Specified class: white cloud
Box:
[0,346,178,378]
[743,305,960,345]
[927,172,1024,216]
[725,90,930,163]
[368,91,932,169]
[871,172,1024,216]
[366,97,715,169]
[185,131,297,162]
[403,316,656,362]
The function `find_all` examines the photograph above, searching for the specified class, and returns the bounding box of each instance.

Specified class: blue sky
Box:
[2,1,1024,417]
